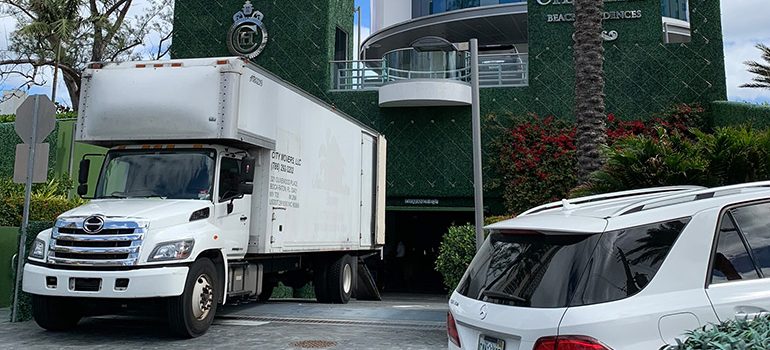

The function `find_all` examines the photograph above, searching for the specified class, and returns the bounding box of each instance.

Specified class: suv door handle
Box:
[240,216,248,222]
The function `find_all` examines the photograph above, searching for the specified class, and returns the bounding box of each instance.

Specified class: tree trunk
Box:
[573,0,607,181]
[62,72,81,110]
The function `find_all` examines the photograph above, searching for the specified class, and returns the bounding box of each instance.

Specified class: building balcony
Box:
[330,49,528,107]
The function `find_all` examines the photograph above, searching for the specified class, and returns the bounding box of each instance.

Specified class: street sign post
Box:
[11,95,56,323]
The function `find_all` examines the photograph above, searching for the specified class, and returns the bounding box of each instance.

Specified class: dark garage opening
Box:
[375,210,474,294]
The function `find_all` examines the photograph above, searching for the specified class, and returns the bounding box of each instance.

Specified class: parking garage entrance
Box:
[374,209,475,294]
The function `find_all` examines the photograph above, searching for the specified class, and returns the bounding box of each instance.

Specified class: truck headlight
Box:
[29,239,46,259]
[148,239,195,262]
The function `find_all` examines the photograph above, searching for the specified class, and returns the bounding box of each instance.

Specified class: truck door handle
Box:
[240,216,248,222]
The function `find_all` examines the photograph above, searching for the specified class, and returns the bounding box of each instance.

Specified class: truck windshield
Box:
[94,149,216,200]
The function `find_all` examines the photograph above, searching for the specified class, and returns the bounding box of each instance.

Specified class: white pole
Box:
[470,39,484,251]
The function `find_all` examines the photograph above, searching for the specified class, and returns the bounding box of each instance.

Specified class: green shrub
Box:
[696,127,770,185]
[435,224,476,292]
[663,315,770,350]
[0,177,84,227]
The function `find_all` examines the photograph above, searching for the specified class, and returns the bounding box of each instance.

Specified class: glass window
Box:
[218,157,242,202]
[711,213,760,284]
[456,219,689,308]
[730,203,770,277]
[96,149,215,200]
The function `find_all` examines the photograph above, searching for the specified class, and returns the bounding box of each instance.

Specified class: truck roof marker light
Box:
[216,60,229,65]
[166,144,175,149]
[152,144,163,149]
[171,62,182,67]
[153,63,164,68]
[193,144,204,149]
[88,63,103,69]
[136,64,147,68]
[141,144,151,149]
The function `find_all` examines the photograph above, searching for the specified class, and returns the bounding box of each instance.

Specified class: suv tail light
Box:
[447,311,461,347]
[534,336,610,350]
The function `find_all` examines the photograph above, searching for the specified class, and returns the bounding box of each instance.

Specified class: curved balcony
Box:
[330,49,528,92]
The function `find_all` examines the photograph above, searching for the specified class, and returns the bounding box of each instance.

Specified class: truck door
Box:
[215,156,251,257]
[359,134,376,247]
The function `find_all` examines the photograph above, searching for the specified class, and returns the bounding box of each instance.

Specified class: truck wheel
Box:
[327,255,355,304]
[31,295,82,331]
[167,258,218,338]
[257,274,276,302]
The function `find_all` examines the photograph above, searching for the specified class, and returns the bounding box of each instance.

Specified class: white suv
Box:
[448,182,770,350]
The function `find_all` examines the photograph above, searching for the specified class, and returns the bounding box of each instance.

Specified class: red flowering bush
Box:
[490,104,704,214]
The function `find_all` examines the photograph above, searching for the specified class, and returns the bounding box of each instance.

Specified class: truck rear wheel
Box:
[330,255,355,303]
[257,274,276,302]
[31,295,82,331]
[167,258,218,338]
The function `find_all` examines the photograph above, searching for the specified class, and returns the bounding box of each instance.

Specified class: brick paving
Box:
[0,295,448,349]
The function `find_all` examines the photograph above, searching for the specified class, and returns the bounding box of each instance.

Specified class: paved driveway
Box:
[0,294,448,350]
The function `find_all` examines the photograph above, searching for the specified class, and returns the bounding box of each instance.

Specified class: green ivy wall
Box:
[171,0,727,213]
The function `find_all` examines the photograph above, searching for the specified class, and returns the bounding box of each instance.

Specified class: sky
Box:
[0,0,768,107]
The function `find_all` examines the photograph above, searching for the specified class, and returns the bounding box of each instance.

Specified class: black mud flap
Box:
[353,259,381,301]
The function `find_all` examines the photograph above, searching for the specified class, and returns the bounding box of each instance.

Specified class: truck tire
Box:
[313,264,330,303]
[327,255,355,304]
[257,274,276,302]
[167,258,218,338]
[31,295,82,331]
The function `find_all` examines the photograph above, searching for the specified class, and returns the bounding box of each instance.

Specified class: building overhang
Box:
[362,3,528,60]
[378,79,471,107]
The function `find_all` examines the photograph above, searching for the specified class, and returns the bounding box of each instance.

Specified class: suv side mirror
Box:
[78,159,90,184]
[77,184,88,197]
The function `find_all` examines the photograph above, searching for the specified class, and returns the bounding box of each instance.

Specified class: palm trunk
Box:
[574,0,607,181]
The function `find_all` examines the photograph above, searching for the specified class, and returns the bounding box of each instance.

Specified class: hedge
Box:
[663,315,770,349]
[10,221,54,322]
[710,101,770,129]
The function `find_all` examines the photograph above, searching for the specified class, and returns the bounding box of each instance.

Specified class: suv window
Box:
[730,203,770,277]
[456,218,689,308]
[711,213,760,284]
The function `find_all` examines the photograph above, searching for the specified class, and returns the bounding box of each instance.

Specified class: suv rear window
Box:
[456,218,690,308]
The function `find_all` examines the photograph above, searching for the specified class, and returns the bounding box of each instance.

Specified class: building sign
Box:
[404,199,439,205]
[227,0,269,59]
[537,0,642,5]
[546,10,643,23]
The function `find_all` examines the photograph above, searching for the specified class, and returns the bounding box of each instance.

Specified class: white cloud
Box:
[721,0,770,103]
[353,25,371,59]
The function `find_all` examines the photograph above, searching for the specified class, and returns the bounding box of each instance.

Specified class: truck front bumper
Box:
[23,263,189,298]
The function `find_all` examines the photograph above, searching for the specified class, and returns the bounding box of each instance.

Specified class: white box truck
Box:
[22,57,387,337]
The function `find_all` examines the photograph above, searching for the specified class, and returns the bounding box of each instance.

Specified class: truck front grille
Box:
[48,216,147,267]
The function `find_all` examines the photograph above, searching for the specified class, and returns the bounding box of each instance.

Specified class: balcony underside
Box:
[379,80,471,107]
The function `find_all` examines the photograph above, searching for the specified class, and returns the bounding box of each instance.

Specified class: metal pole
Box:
[356,6,362,59]
[470,39,484,251]
[12,95,39,322]
[51,42,61,103]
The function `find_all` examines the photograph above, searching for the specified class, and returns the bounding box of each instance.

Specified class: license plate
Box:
[478,335,505,350]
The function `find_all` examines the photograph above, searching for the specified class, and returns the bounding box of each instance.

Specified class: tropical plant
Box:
[662,315,770,349]
[573,0,607,181]
[740,43,770,90]
[0,0,173,108]
[435,224,476,292]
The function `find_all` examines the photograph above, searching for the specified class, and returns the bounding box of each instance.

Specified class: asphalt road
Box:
[0,294,449,350]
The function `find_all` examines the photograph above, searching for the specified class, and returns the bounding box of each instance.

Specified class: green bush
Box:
[0,177,84,227]
[584,126,770,195]
[435,224,476,292]
[663,316,770,350]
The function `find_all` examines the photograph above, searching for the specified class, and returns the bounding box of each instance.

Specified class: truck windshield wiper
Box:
[481,290,528,303]
[102,193,126,198]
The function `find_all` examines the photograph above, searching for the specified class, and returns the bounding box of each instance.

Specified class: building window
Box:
[334,27,348,61]
[413,0,524,18]
[661,0,691,43]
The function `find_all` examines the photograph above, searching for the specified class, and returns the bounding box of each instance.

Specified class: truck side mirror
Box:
[241,157,255,182]
[238,183,253,195]
[77,184,88,197]
[78,159,90,184]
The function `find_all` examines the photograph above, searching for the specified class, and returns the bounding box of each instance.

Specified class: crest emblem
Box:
[83,215,105,234]
[479,304,488,320]
[227,0,268,59]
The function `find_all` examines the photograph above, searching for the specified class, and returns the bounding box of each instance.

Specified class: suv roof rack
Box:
[519,186,705,216]
[611,181,770,217]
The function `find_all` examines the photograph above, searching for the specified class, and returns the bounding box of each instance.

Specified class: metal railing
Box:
[330,53,529,91]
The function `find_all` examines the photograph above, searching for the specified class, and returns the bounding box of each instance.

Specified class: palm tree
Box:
[573,0,607,181]
[740,43,770,90]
